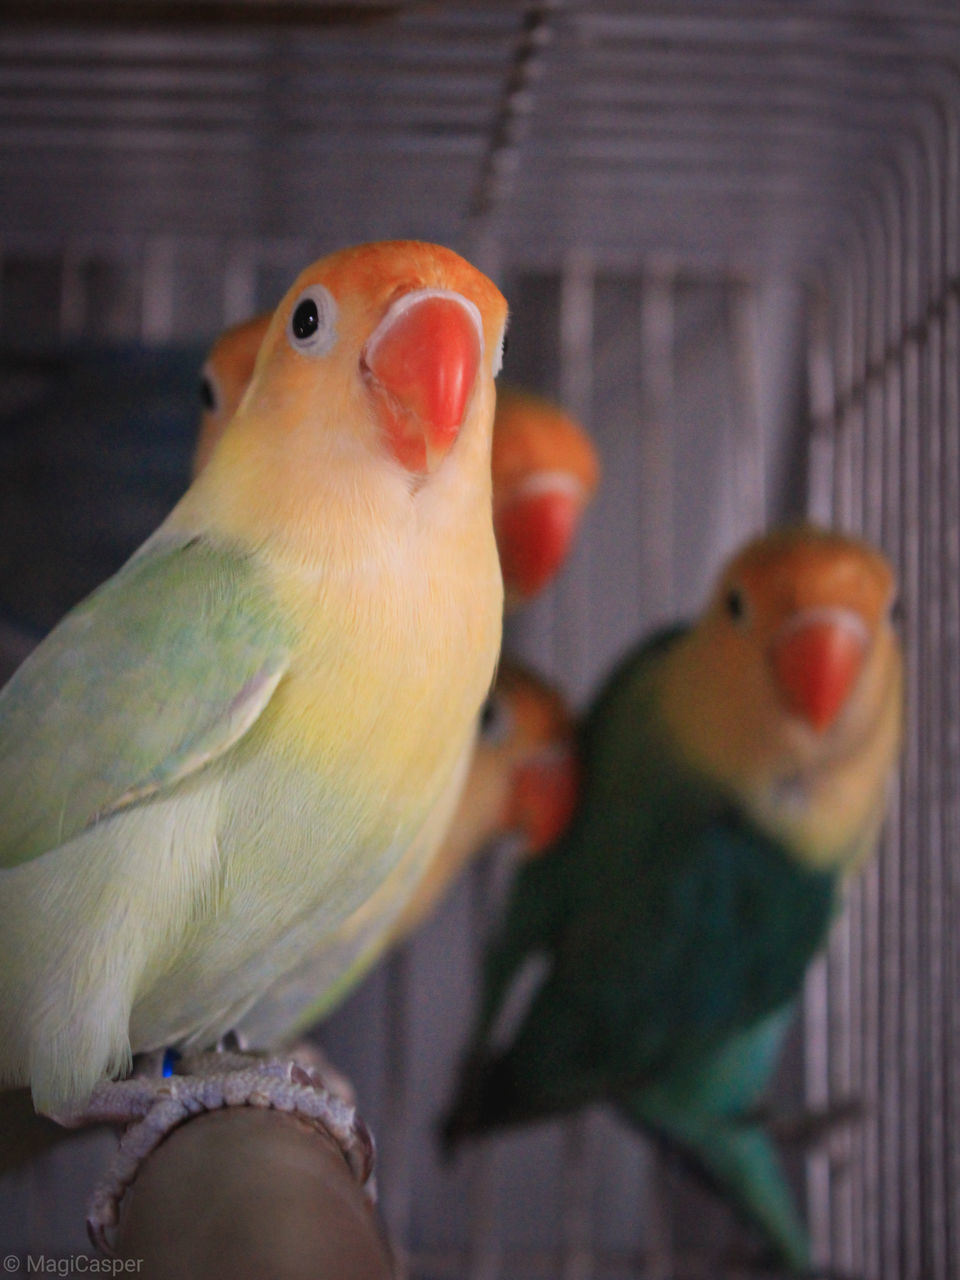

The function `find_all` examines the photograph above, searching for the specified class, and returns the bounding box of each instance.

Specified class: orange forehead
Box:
[492,387,599,495]
[719,526,896,626]
[281,240,507,348]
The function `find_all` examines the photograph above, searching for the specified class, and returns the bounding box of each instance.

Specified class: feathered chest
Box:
[250,518,502,812]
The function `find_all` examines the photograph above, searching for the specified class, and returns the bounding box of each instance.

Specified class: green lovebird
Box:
[0,240,507,1117]
[443,525,902,1270]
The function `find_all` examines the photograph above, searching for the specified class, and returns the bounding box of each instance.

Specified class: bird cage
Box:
[0,3,957,1277]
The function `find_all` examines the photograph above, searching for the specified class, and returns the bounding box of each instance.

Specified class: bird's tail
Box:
[440,1044,570,1154]
[441,1049,515,1152]
[618,1090,810,1272]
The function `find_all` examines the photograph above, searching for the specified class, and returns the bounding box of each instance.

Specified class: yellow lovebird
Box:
[0,240,507,1116]
[186,325,593,1046]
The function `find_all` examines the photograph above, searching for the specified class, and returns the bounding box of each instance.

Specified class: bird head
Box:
[476,662,579,854]
[193,312,269,478]
[491,389,599,607]
[715,527,897,736]
[188,241,509,545]
[662,524,902,868]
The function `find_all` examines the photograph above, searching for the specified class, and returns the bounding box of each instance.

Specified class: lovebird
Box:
[234,660,580,1046]
[0,239,508,1116]
[442,526,902,1270]
[193,319,598,607]
[185,328,593,1039]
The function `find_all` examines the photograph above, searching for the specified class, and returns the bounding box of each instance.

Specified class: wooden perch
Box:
[116,1107,394,1280]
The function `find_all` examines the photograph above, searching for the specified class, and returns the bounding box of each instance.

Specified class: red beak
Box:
[363,289,483,475]
[769,609,868,732]
[495,475,586,601]
[506,743,580,854]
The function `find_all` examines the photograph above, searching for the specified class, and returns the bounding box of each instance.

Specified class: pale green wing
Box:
[0,533,293,868]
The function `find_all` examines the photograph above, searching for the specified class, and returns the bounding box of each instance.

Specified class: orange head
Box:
[491,388,599,606]
[193,312,270,477]
[189,242,509,541]
[659,524,902,869]
[714,526,897,735]
[194,289,495,481]
[478,661,580,854]
[664,524,900,787]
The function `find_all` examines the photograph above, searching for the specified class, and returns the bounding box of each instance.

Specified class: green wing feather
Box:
[465,628,691,1046]
[0,533,292,868]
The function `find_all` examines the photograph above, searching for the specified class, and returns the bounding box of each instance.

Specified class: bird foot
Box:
[55,1047,375,1253]
[760,1096,863,1147]
[283,1038,358,1108]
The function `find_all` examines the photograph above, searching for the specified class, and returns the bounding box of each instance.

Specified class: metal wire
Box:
[803,22,960,1269]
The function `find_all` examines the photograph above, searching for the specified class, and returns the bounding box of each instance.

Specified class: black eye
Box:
[287,285,338,355]
[199,375,217,412]
[725,587,748,624]
[479,693,513,745]
[293,298,319,341]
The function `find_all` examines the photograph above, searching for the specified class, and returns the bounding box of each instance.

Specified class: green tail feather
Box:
[619,1089,810,1271]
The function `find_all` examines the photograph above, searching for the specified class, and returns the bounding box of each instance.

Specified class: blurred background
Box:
[0,2,957,1276]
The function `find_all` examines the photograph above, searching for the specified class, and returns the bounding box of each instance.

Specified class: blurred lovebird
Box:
[193,313,270,477]
[193,318,598,607]
[234,660,580,1046]
[0,240,507,1121]
[443,526,902,1271]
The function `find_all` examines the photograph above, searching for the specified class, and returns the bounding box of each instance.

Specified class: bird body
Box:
[0,240,507,1113]
[235,662,578,1045]
[444,527,901,1269]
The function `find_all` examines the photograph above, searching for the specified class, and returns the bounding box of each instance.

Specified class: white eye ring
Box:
[493,323,507,377]
[287,285,338,356]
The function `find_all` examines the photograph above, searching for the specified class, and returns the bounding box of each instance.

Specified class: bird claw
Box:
[285,1038,358,1108]
[72,1047,375,1253]
[755,1097,863,1147]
